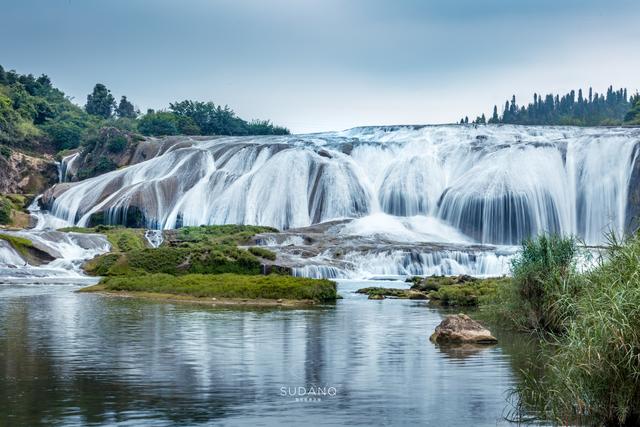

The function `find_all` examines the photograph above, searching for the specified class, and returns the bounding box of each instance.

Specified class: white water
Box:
[291,248,514,280]
[37,125,640,278]
[144,229,164,248]
[0,203,110,285]
[59,152,80,182]
[47,125,640,245]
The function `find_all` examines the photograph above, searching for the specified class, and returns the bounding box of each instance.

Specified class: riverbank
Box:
[79,283,331,308]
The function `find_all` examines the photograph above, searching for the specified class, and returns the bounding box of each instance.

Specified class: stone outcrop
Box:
[0,150,57,195]
[429,314,497,344]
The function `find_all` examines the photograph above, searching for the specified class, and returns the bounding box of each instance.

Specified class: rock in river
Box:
[429,314,497,344]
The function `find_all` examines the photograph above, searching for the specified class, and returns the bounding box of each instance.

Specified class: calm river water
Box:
[0,279,535,426]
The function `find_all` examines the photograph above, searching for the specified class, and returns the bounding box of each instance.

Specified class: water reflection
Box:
[0,281,538,426]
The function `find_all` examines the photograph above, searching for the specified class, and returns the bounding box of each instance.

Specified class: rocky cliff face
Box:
[60,131,198,183]
[0,150,58,195]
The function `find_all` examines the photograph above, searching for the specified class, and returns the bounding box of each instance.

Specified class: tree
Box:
[116,96,137,119]
[85,83,115,118]
[489,105,499,123]
[137,111,179,136]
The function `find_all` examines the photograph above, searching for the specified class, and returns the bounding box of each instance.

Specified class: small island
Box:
[69,224,337,306]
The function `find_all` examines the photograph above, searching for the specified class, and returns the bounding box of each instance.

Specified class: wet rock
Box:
[357,287,428,299]
[368,294,384,300]
[429,314,497,344]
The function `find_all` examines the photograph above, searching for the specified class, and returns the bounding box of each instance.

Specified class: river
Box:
[0,279,536,426]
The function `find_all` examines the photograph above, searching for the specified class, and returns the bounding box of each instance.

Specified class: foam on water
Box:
[46,125,639,247]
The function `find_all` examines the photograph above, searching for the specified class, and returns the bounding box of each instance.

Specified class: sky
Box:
[2,0,639,133]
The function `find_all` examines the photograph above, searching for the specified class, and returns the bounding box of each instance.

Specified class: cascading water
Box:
[0,202,110,285]
[59,152,80,182]
[40,125,640,278]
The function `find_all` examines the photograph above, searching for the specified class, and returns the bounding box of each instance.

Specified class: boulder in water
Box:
[429,314,497,344]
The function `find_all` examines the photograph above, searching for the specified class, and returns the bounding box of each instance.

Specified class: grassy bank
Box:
[83,273,337,303]
[75,224,337,304]
[491,234,640,426]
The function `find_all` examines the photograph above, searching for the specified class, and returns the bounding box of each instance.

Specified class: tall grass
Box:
[509,234,640,426]
[490,234,581,333]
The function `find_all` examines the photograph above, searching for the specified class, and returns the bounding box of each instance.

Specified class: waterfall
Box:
[59,152,80,182]
[45,125,640,246]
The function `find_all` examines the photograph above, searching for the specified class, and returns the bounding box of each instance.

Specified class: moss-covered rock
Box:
[0,233,55,265]
[426,277,510,307]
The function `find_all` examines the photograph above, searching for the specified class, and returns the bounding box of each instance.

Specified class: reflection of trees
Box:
[0,297,258,425]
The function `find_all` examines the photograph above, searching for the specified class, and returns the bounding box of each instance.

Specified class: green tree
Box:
[85,83,115,118]
[137,111,179,136]
[115,96,137,119]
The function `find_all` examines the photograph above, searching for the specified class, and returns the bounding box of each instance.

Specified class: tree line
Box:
[0,64,289,155]
[461,86,640,126]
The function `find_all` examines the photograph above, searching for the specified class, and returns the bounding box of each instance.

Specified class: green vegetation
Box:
[248,246,277,261]
[76,224,333,303]
[0,64,289,189]
[625,93,640,124]
[427,277,509,306]
[355,287,424,299]
[90,273,336,303]
[136,102,289,137]
[406,274,509,306]
[464,86,639,126]
[0,194,29,227]
[60,225,146,252]
[488,235,580,333]
[0,233,35,258]
[487,234,640,426]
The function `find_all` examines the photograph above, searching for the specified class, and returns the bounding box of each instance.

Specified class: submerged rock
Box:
[429,314,497,344]
[357,287,428,300]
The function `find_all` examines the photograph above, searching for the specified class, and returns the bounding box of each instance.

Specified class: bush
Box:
[106,134,127,153]
[248,246,277,260]
[427,277,510,306]
[0,198,12,224]
[0,145,11,158]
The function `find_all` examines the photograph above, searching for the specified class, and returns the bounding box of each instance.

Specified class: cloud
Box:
[2,0,638,132]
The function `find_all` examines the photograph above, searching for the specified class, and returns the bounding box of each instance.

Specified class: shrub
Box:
[427,277,510,306]
[0,145,11,158]
[106,134,127,153]
[0,198,12,224]
[248,246,277,260]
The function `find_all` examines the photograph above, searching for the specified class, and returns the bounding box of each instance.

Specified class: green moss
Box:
[98,273,337,302]
[59,226,146,252]
[248,246,277,261]
[427,277,510,306]
[172,224,278,247]
[0,233,35,257]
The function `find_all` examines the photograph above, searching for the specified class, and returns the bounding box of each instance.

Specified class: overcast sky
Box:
[2,0,639,133]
